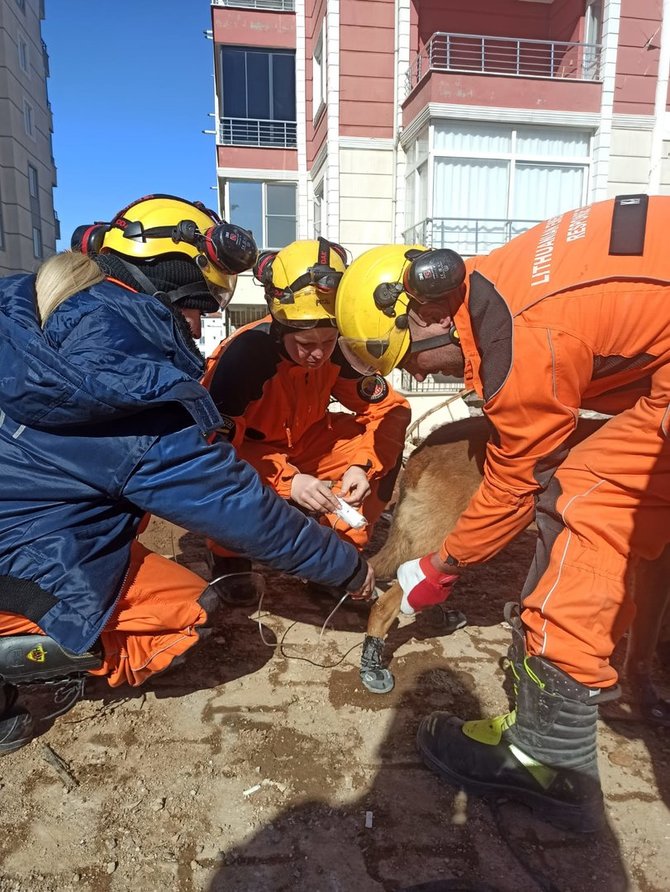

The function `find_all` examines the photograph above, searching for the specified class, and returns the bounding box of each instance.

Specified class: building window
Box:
[313,180,324,237]
[405,122,591,255]
[32,227,43,259]
[220,46,296,147]
[227,180,297,249]
[18,34,29,74]
[28,164,39,201]
[313,24,326,120]
[23,100,35,138]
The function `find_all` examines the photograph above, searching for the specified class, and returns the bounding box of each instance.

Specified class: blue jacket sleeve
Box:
[121,424,367,591]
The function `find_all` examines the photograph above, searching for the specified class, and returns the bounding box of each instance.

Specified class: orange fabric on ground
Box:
[0,542,209,688]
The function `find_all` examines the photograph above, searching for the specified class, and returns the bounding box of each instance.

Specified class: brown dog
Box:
[361,415,670,723]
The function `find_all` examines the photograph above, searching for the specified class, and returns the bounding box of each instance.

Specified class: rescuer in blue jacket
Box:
[0,195,374,755]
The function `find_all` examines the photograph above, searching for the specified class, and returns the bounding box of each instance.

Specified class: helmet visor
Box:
[338,336,390,375]
[205,274,236,311]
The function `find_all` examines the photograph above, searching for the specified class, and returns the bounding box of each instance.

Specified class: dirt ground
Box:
[1,513,669,892]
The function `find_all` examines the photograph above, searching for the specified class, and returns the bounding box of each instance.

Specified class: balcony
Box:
[404,216,541,257]
[399,371,464,394]
[407,32,602,94]
[219,117,297,148]
[211,0,295,10]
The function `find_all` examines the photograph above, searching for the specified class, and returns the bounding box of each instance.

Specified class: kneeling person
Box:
[203,239,411,603]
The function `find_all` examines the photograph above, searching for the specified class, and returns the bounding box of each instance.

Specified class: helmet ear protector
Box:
[372,248,465,346]
[71,223,112,256]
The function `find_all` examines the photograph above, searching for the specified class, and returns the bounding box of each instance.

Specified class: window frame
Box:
[313,22,326,122]
[220,45,296,123]
[224,178,298,250]
[28,163,39,201]
[32,226,43,259]
[18,32,29,75]
[313,178,324,238]
[23,99,35,139]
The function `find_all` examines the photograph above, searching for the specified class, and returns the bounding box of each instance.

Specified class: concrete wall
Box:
[0,0,57,275]
[338,143,395,256]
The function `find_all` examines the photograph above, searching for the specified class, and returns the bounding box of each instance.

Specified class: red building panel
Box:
[341,23,395,54]
[309,105,328,166]
[217,146,298,171]
[338,0,396,139]
[613,6,662,115]
[306,0,327,167]
[212,6,296,49]
[402,70,602,128]
[340,0,393,28]
[415,0,553,50]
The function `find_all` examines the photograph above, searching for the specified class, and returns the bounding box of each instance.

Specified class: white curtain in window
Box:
[513,164,584,221]
[434,122,512,154]
[434,158,508,217]
[516,127,590,157]
[433,159,509,254]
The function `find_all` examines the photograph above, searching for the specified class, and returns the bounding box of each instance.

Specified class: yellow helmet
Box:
[71,194,258,311]
[336,244,467,375]
[335,245,423,375]
[253,238,347,328]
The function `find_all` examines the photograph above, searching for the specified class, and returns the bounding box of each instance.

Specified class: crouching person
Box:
[0,197,375,755]
[202,239,410,604]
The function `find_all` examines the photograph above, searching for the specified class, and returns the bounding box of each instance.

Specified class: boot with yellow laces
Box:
[417,655,620,834]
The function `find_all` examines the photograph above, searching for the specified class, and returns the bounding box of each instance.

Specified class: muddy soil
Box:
[1,515,669,892]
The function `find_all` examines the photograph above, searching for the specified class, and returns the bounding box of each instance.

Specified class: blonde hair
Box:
[35,251,105,326]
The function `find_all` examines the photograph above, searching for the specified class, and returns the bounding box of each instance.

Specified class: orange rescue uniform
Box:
[203,316,411,549]
[0,542,210,687]
[441,195,670,687]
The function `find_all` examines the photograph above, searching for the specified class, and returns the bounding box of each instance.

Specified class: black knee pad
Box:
[0,635,103,684]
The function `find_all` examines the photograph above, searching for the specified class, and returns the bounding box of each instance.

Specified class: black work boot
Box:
[0,684,33,756]
[207,554,261,607]
[417,656,617,833]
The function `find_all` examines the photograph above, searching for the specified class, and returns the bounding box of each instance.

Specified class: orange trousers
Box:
[522,368,670,688]
[0,542,209,688]
[209,413,397,558]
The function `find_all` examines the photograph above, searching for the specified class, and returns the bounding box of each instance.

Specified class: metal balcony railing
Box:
[399,371,464,394]
[404,216,541,257]
[211,0,295,10]
[219,117,297,148]
[407,32,602,92]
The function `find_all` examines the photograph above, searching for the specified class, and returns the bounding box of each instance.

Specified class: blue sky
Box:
[42,2,218,248]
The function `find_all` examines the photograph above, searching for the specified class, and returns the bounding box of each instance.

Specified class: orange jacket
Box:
[203,316,410,498]
[442,194,670,566]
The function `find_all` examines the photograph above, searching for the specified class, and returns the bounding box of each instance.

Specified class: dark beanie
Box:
[94,253,220,314]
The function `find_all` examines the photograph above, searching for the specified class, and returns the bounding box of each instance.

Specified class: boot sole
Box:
[417,722,605,835]
[0,711,34,756]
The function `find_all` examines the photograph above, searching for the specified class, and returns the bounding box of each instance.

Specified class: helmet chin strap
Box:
[112,257,205,305]
[408,330,460,355]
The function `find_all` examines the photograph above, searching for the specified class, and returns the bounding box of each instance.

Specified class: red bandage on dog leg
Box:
[396,553,459,615]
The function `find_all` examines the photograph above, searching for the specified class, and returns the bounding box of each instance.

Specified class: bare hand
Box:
[348,562,376,600]
[339,466,371,508]
[291,474,341,514]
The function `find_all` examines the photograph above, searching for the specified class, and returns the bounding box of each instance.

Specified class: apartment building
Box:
[209,0,670,414]
[0,0,57,275]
